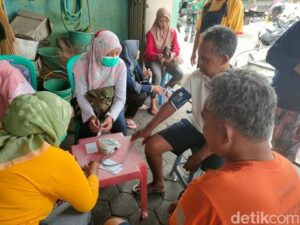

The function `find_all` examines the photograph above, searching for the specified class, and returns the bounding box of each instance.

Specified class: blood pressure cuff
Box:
[169,87,191,110]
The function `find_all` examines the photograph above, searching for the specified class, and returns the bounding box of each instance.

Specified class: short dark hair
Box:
[205,69,277,141]
[202,25,237,59]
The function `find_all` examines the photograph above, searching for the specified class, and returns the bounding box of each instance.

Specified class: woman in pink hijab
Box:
[73,30,127,138]
[0,60,35,120]
[144,8,184,115]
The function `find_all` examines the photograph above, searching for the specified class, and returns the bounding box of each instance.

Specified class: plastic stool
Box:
[169,152,196,188]
[170,151,224,188]
[158,72,171,105]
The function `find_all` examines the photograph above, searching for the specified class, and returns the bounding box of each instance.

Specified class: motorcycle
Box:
[257,2,299,47]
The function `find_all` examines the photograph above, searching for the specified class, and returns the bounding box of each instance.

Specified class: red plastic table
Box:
[71,133,148,219]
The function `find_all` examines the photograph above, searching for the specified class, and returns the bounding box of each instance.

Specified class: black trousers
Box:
[125,92,148,118]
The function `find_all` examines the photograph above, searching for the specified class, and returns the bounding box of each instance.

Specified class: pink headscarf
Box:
[150,8,174,51]
[73,30,123,90]
[0,60,34,120]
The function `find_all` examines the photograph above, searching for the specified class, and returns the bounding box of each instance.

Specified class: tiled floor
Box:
[61,21,300,225]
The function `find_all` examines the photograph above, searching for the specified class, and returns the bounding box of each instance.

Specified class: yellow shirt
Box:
[196,0,244,34]
[0,146,99,225]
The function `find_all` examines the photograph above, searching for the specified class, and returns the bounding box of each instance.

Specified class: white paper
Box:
[100,164,123,174]
[100,159,123,174]
[101,158,118,166]
[85,142,98,154]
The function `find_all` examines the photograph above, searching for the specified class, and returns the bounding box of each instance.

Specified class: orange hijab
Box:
[150,8,174,52]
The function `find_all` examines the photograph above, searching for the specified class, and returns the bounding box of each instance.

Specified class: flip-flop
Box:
[148,108,158,116]
[132,183,165,195]
[126,119,138,129]
[138,104,150,111]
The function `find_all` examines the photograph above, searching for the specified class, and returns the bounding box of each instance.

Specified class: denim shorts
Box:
[158,119,206,155]
[158,119,224,169]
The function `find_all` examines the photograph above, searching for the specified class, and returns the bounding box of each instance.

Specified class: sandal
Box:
[126,119,138,129]
[148,108,158,116]
[138,104,150,111]
[132,183,165,195]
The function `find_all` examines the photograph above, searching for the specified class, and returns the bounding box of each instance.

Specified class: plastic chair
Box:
[170,151,224,188]
[169,152,196,188]
[66,54,81,143]
[0,55,37,90]
[158,72,171,105]
[66,54,81,94]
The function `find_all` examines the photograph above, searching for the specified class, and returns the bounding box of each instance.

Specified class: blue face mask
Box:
[101,56,119,67]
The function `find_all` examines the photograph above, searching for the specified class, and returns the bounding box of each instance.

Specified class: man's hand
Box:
[152,85,164,95]
[131,126,153,144]
[183,155,201,172]
[88,116,101,133]
[168,201,178,216]
[101,116,113,132]
[190,52,197,66]
[84,160,100,177]
[294,63,300,75]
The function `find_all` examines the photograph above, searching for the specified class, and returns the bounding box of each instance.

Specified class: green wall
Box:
[5,0,129,45]
[171,0,180,28]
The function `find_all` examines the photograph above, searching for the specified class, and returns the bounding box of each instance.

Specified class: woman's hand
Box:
[152,85,163,95]
[88,116,101,133]
[157,54,165,64]
[101,115,113,132]
[163,59,173,67]
[84,160,100,177]
[143,68,152,78]
[170,52,176,59]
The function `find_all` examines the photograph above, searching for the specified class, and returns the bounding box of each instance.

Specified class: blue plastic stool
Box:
[169,152,196,188]
[66,54,81,143]
[0,55,37,90]
[170,151,225,188]
[158,72,171,105]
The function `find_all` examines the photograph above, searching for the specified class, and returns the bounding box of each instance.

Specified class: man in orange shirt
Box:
[169,69,300,225]
[100,69,300,225]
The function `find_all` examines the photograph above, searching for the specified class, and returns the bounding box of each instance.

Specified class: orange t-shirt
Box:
[169,152,300,225]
